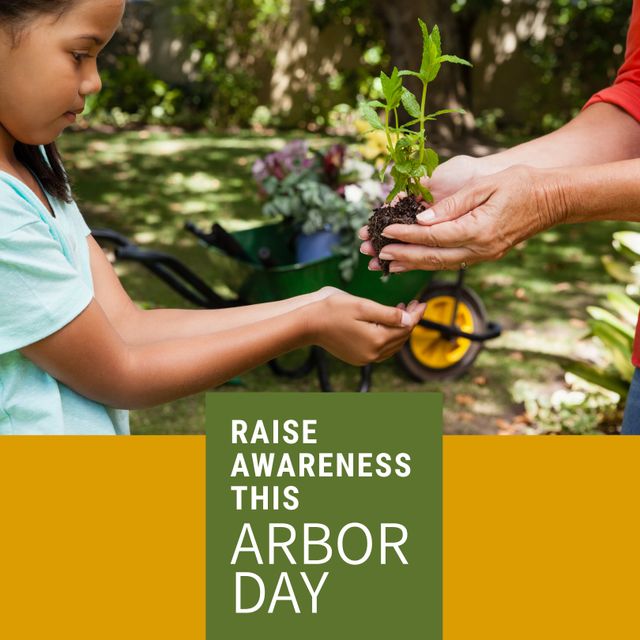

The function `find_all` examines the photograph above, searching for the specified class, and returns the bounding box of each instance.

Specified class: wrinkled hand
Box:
[309,295,426,366]
[423,154,485,203]
[359,154,484,254]
[361,165,567,272]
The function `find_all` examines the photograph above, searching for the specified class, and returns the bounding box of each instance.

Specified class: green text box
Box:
[207,392,442,639]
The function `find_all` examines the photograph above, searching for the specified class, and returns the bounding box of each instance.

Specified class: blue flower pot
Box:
[295,228,340,263]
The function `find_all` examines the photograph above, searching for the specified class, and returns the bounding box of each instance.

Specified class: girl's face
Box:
[0,0,125,147]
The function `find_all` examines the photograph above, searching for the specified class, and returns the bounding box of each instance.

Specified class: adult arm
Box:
[361,3,640,270]
[371,159,640,271]
[426,0,640,200]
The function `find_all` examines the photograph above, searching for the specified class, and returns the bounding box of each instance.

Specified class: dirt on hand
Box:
[367,195,426,275]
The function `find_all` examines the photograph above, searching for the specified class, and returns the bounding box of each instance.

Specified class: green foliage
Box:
[360,20,470,203]
[85,56,184,126]
[527,0,631,134]
[565,230,640,402]
[262,170,361,235]
[512,379,620,434]
[166,0,288,127]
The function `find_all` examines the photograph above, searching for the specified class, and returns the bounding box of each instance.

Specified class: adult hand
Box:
[359,154,485,251]
[308,295,426,366]
[362,165,567,272]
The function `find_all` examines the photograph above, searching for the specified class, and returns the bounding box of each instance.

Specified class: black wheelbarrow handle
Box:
[92,228,239,309]
[418,319,502,343]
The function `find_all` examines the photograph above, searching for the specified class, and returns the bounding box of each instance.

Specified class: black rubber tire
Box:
[397,283,488,381]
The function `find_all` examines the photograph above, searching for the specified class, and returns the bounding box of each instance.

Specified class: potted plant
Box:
[360,19,471,274]
[253,139,391,278]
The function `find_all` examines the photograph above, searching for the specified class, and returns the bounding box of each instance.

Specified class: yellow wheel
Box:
[397,284,487,381]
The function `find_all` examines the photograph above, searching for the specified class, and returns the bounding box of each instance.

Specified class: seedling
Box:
[361,19,471,274]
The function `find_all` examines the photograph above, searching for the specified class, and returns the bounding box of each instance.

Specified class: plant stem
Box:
[384,108,394,156]
[419,79,427,163]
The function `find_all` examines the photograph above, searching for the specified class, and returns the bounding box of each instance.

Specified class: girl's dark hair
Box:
[1,0,77,203]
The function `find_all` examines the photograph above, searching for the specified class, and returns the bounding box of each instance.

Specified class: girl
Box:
[0,0,425,435]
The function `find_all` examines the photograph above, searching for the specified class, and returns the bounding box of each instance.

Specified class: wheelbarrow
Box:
[93,220,501,392]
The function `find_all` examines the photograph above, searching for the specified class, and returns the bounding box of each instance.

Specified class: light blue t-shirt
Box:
[0,169,129,435]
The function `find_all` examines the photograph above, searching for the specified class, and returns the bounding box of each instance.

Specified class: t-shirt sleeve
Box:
[68,199,92,237]
[0,217,93,355]
[583,1,640,121]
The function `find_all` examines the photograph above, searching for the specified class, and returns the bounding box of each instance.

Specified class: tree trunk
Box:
[372,0,474,140]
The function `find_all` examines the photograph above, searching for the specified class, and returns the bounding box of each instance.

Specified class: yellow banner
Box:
[2,435,639,639]
[0,437,205,640]
[444,436,640,640]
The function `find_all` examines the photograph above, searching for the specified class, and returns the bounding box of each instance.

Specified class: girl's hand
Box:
[310,286,347,301]
[306,295,426,365]
[363,165,567,272]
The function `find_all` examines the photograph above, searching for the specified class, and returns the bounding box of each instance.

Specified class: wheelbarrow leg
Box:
[315,348,333,392]
[358,365,372,393]
[315,348,372,393]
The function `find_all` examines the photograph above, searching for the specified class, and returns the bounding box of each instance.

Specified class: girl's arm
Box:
[88,237,339,344]
[20,292,423,410]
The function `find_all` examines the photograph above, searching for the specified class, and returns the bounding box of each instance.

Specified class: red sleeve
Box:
[583,0,640,122]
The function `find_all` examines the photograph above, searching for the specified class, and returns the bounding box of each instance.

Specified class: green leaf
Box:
[426,62,441,83]
[564,362,629,398]
[378,156,392,182]
[367,100,386,109]
[438,54,472,67]
[606,291,639,326]
[396,133,420,149]
[423,148,439,178]
[386,167,408,202]
[386,180,406,203]
[401,88,421,118]
[359,102,384,130]
[613,231,640,260]
[418,19,439,80]
[586,306,635,341]
[427,108,466,118]
[395,162,426,179]
[415,181,434,203]
[380,67,402,110]
[398,70,422,79]
[418,18,429,51]
[431,25,441,58]
[601,255,636,284]
[588,318,634,380]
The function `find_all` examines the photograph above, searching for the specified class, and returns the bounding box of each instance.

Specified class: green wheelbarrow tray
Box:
[202,220,431,306]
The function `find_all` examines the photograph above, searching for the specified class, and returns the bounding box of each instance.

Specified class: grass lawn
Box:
[57,128,638,435]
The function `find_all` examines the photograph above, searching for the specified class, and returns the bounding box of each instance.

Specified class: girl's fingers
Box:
[374,303,426,361]
[358,226,370,240]
[359,300,412,327]
[406,299,420,314]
